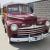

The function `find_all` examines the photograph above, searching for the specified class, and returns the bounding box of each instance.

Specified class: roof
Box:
[3,2,28,7]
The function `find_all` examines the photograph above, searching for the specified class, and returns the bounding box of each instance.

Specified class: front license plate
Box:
[35,37,37,40]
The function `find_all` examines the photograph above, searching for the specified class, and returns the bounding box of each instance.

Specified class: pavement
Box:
[0,15,50,50]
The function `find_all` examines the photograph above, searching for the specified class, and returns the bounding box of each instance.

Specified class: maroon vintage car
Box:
[2,3,49,44]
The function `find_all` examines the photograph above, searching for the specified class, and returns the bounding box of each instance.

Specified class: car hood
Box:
[6,14,37,25]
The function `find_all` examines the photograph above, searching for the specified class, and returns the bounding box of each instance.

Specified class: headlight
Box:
[11,24,18,31]
[45,21,50,26]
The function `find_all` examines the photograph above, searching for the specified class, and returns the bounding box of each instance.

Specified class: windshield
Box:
[7,4,32,14]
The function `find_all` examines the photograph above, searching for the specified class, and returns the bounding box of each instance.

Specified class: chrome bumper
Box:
[10,33,49,42]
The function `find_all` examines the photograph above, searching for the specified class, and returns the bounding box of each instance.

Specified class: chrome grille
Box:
[18,25,46,35]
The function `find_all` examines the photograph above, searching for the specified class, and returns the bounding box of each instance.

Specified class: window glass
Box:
[8,4,32,14]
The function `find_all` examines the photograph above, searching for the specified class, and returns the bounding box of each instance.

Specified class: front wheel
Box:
[9,38,14,44]
[4,23,7,33]
[5,28,6,33]
[4,25,6,33]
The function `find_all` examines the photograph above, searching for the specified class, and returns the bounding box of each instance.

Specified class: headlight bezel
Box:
[10,24,18,31]
[45,21,50,26]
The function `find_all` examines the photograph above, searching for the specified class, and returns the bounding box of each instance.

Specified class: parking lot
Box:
[0,15,50,50]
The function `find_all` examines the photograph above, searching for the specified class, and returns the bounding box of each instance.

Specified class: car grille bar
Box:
[18,25,46,35]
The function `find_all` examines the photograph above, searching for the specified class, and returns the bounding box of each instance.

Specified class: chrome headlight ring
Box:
[45,21,50,26]
[11,24,18,31]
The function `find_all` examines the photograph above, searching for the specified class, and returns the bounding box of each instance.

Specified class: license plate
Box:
[35,37,37,40]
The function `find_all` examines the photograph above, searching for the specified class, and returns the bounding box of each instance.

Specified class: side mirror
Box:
[30,7,33,13]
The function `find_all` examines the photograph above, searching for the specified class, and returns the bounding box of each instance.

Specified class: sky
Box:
[0,0,40,8]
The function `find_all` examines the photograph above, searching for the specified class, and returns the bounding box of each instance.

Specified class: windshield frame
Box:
[7,4,32,14]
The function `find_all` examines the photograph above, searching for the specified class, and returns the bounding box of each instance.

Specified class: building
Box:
[28,0,50,20]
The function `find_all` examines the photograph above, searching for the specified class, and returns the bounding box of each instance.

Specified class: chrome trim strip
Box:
[18,25,44,29]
